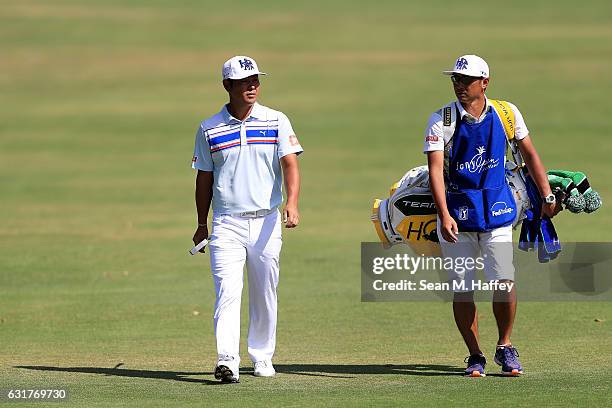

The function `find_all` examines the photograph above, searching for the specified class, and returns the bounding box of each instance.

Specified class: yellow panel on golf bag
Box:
[395,215,441,256]
[371,166,442,256]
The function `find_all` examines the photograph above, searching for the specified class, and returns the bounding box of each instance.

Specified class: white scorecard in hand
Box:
[189,239,209,255]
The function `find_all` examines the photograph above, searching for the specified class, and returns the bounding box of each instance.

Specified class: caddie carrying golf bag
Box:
[371,100,542,258]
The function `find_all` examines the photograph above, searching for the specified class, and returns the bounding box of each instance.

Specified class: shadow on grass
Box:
[14,365,222,385]
[276,364,464,378]
[15,363,468,383]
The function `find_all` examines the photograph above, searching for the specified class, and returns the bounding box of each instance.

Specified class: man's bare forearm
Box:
[281,154,300,206]
[427,151,450,218]
[518,136,552,198]
[195,170,214,224]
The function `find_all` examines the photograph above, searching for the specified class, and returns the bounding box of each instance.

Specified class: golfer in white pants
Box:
[191,56,303,383]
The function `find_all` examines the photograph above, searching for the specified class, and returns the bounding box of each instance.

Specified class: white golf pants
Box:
[209,210,282,366]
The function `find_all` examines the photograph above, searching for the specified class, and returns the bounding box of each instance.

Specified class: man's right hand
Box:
[192,225,209,253]
[541,200,563,219]
[440,215,459,243]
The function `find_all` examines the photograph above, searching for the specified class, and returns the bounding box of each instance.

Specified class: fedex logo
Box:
[491,201,514,217]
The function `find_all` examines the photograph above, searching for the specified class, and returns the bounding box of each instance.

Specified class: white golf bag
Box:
[371,162,531,255]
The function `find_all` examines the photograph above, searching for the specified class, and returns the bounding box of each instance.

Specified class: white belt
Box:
[234,208,276,218]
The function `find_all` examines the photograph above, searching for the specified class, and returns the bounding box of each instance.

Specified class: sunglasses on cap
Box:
[450,74,483,85]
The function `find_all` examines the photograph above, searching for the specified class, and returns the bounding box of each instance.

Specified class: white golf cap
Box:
[222,55,267,80]
[442,54,489,78]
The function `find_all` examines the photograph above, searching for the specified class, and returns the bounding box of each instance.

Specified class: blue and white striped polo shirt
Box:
[192,102,303,215]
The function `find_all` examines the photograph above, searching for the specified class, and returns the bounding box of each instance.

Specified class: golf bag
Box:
[371,162,531,256]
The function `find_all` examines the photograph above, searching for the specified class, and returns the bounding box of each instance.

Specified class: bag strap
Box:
[489,99,526,169]
[442,103,456,142]
[489,99,516,140]
[441,103,457,181]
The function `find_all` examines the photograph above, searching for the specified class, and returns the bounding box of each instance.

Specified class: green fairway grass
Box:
[1,0,611,406]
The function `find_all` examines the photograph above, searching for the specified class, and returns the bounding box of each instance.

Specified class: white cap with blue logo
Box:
[442,54,489,78]
[222,56,267,80]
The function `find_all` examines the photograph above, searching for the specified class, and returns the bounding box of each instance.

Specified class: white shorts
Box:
[437,220,515,292]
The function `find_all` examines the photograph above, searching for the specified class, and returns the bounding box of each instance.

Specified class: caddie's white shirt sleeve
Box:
[192,125,214,171]
[423,111,444,152]
[507,102,529,140]
[277,112,303,158]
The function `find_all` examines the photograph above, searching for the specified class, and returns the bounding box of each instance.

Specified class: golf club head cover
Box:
[584,190,602,213]
[565,193,586,213]
[548,169,602,214]
[547,173,585,213]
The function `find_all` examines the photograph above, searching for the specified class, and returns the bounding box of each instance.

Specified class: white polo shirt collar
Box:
[222,102,267,123]
[454,97,492,124]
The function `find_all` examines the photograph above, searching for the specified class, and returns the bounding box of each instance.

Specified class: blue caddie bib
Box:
[446,108,517,232]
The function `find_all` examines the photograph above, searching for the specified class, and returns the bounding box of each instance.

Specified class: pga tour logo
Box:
[491,201,514,217]
[459,206,469,221]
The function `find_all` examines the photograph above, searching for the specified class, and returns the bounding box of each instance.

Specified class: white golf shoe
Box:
[253,360,276,377]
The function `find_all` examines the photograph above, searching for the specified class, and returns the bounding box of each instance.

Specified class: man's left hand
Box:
[283,204,300,228]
